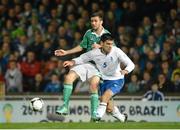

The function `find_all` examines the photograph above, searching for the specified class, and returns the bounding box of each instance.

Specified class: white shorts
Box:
[70,63,100,82]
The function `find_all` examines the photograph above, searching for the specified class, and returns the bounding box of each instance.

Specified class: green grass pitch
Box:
[0,122,180,129]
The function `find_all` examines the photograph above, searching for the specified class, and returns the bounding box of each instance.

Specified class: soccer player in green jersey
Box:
[54,12,110,121]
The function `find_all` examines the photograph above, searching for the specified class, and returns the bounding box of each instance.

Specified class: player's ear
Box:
[100,41,103,46]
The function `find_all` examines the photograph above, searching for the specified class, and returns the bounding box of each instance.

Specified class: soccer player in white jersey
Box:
[54,12,110,120]
[63,33,135,122]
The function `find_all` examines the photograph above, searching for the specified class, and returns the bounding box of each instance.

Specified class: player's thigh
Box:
[89,76,100,89]
[64,70,79,83]
[109,79,124,95]
[70,64,90,82]
[86,63,100,80]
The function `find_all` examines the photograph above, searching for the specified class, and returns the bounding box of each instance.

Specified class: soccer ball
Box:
[30,97,44,111]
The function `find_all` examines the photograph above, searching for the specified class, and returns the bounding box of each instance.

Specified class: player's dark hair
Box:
[91,11,103,20]
[100,33,114,42]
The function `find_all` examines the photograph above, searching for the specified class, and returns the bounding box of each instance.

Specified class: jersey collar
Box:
[100,46,114,56]
[91,28,106,37]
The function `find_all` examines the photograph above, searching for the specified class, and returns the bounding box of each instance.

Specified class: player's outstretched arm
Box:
[92,43,102,49]
[54,45,83,56]
[120,70,129,75]
[63,60,75,67]
[54,49,67,56]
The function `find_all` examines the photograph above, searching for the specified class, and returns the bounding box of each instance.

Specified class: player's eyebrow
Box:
[106,42,113,45]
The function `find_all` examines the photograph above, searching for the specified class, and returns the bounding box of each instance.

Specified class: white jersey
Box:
[73,46,135,80]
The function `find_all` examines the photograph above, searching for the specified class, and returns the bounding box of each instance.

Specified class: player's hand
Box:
[54,49,68,56]
[120,70,129,75]
[92,43,102,49]
[63,60,75,67]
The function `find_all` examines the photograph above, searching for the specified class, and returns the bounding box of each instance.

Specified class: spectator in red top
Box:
[20,51,41,92]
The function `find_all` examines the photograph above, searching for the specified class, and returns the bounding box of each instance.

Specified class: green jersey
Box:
[80,28,110,52]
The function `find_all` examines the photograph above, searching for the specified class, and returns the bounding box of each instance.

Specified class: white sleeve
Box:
[73,50,94,64]
[117,48,135,73]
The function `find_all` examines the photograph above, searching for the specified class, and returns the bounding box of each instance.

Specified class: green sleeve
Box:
[80,34,88,49]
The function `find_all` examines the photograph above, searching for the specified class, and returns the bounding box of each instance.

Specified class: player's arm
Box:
[54,32,89,56]
[120,70,129,75]
[63,60,75,67]
[73,50,93,64]
[118,48,135,75]
[92,43,102,49]
[54,45,83,56]
[63,50,94,67]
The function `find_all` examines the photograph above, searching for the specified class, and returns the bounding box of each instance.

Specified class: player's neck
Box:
[101,48,108,55]
[95,26,103,35]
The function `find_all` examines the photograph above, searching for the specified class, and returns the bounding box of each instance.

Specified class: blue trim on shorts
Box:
[99,78,124,96]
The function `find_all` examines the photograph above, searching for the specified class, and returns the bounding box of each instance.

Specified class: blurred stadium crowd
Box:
[0,0,179,95]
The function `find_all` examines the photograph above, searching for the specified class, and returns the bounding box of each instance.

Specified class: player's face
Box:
[90,16,102,30]
[101,40,113,54]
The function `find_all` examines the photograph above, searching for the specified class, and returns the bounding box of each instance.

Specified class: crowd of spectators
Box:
[0,0,180,95]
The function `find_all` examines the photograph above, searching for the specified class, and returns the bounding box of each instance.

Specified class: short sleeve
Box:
[80,33,88,49]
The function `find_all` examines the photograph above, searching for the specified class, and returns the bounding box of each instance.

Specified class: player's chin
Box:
[106,49,111,53]
[92,27,97,30]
